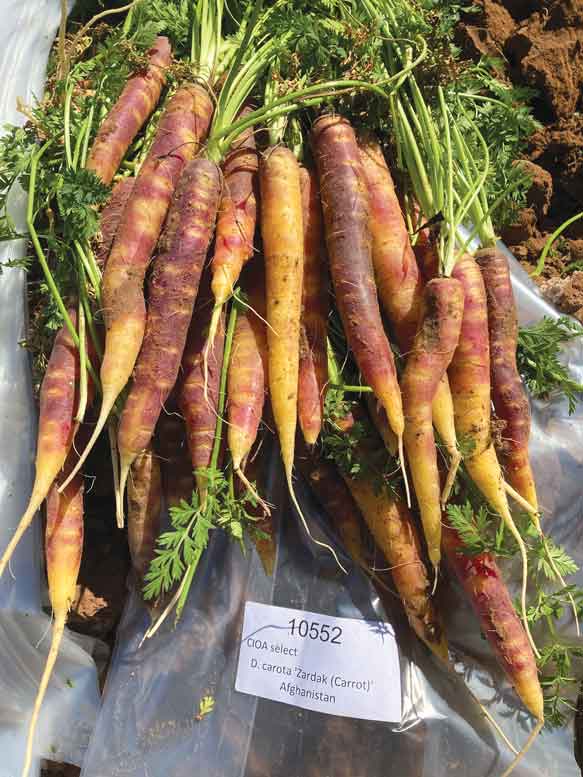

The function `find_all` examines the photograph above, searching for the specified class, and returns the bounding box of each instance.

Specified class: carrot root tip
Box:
[441,450,461,507]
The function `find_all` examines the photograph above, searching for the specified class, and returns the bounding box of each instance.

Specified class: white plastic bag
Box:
[0,3,100,774]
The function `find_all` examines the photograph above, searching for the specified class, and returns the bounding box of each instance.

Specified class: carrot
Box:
[357,136,460,497]
[0,311,80,578]
[95,177,135,270]
[237,437,276,576]
[22,467,84,777]
[127,444,162,587]
[449,254,536,655]
[260,147,303,490]
[401,277,464,570]
[205,112,258,370]
[442,520,543,720]
[475,247,537,513]
[260,145,343,566]
[156,409,194,510]
[179,283,226,499]
[312,115,406,486]
[297,454,364,565]
[61,84,214,491]
[344,475,448,662]
[227,266,268,497]
[298,166,328,445]
[116,158,221,518]
[365,395,398,456]
[86,36,171,185]
[357,131,422,352]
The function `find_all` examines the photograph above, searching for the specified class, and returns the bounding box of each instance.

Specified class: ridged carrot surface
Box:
[95,177,135,270]
[443,521,543,720]
[86,36,171,185]
[22,459,84,777]
[117,157,221,509]
[63,84,214,489]
[227,266,267,471]
[179,283,226,497]
[0,311,80,578]
[260,146,304,481]
[476,247,537,511]
[127,444,162,586]
[312,115,404,446]
[402,278,464,568]
[344,475,448,662]
[298,166,328,445]
[210,111,258,309]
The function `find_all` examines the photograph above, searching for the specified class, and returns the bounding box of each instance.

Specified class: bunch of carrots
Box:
[0,1,581,774]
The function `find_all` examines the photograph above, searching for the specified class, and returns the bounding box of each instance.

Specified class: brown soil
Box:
[458,0,583,317]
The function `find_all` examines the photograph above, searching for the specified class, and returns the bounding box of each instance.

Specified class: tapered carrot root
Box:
[402,278,464,570]
[442,521,543,720]
[179,284,226,499]
[357,131,423,351]
[476,247,538,514]
[237,439,275,575]
[297,455,364,564]
[127,444,162,587]
[312,115,405,479]
[449,255,492,458]
[298,166,328,445]
[344,475,448,661]
[0,312,79,579]
[117,158,221,519]
[227,268,267,480]
[433,377,462,505]
[62,84,214,491]
[261,146,342,567]
[210,111,258,307]
[86,36,171,185]
[95,177,135,270]
[156,409,194,510]
[22,466,84,777]
[260,147,303,480]
[206,112,258,368]
[449,254,536,655]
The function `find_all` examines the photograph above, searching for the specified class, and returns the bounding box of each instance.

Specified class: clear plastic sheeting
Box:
[81,250,583,777]
[0,2,100,774]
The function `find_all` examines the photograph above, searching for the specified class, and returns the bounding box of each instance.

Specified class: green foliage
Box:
[517,316,583,414]
[143,466,258,602]
[539,643,583,728]
[55,168,110,240]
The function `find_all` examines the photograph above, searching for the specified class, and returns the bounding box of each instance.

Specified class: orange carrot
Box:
[357,136,460,492]
[312,115,406,480]
[297,454,364,565]
[179,283,226,499]
[116,158,221,517]
[22,465,84,777]
[442,520,543,720]
[401,277,464,570]
[476,247,537,512]
[298,166,328,445]
[449,254,536,654]
[62,84,214,491]
[227,265,267,486]
[357,131,422,352]
[0,312,80,578]
[344,475,448,661]
[206,112,258,362]
[95,177,135,270]
[127,444,162,587]
[86,36,171,185]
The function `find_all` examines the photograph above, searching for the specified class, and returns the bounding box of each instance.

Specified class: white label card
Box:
[235,601,401,723]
